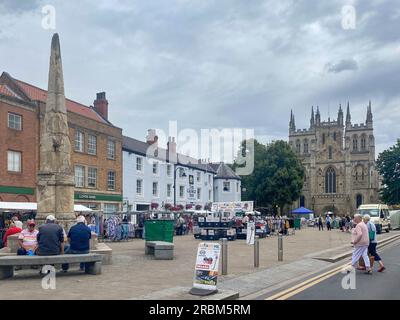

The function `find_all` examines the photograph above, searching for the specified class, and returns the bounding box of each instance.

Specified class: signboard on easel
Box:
[246,222,255,245]
[190,242,221,295]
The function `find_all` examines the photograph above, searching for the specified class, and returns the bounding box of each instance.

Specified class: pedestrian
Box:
[345,215,351,232]
[36,215,65,256]
[122,218,129,240]
[350,214,372,274]
[17,219,38,255]
[2,221,23,248]
[341,217,347,232]
[62,216,92,272]
[363,215,386,272]
[318,215,324,231]
[326,215,332,231]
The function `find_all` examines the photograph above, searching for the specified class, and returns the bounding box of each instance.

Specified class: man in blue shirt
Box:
[61,216,92,272]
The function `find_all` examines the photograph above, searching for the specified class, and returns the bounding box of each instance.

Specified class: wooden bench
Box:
[145,241,174,260]
[0,253,102,279]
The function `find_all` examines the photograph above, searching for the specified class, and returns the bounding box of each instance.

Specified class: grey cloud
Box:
[325,59,359,73]
[0,0,399,157]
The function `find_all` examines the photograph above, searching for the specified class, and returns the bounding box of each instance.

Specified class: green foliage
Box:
[376,139,400,205]
[234,139,304,212]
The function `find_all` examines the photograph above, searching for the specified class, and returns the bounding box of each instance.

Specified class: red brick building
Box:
[0,72,123,213]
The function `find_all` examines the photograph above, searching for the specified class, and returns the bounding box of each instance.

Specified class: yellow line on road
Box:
[266,262,351,300]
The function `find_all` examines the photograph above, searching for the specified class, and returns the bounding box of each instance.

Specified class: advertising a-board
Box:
[193,242,221,291]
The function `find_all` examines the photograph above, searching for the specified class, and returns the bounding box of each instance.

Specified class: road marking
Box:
[265,262,351,300]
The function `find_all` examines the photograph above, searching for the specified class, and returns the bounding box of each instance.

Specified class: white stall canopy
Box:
[0,202,93,212]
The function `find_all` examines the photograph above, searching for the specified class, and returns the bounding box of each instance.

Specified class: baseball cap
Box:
[46,215,56,221]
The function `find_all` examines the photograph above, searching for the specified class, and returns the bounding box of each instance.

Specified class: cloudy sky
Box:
[1,0,399,160]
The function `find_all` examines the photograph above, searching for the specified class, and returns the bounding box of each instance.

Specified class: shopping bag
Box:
[359,255,375,268]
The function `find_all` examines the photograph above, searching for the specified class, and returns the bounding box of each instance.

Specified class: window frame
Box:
[107,171,116,191]
[7,150,22,173]
[8,112,22,131]
[75,130,84,153]
[87,167,98,189]
[136,157,143,172]
[223,181,231,192]
[107,139,116,160]
[136,179,143,196]
[74,165,85,188]
[152,182,159,197]
[87,134,97,155]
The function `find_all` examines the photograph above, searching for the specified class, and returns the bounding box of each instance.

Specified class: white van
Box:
[357,204,390,234]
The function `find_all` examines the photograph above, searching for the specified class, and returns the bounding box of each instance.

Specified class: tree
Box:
[376,139,400,205]
[234,139,304,215]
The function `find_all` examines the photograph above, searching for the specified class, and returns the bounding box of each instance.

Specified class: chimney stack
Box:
[146,129,158,145]
[93,92,108,120]
[167,136,177,164]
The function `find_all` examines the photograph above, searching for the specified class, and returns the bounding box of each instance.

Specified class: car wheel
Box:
[386,228,390,233]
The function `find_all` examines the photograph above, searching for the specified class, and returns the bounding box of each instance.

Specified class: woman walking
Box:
[363,215,386,272]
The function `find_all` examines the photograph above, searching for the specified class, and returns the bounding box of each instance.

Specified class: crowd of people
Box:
[2,214,93,272]
[316,214,352,232]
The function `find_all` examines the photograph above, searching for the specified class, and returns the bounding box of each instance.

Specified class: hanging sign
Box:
[246,222,255,245]
[192,242,221,291]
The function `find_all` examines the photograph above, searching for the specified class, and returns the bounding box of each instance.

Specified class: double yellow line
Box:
[265,262,352,300]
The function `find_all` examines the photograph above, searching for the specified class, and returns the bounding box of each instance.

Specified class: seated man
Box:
[37,215,65,256]
[2,221,23,248]
[62,216,92,272]
[17,220,39,255]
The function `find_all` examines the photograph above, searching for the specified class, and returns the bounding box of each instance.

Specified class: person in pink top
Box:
[351,214,372,274]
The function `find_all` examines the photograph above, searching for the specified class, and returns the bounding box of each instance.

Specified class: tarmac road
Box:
[266,241,400,300]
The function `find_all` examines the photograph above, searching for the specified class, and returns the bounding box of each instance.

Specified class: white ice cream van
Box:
[357,204,390,234]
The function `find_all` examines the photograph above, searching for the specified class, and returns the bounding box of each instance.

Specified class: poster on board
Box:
[192,242,221,291]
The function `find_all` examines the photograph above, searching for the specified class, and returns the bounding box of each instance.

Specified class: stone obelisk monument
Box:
[36,33,75,230]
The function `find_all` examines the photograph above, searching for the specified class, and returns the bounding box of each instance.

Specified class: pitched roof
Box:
[122,135,220,174]
[0,72,109,125]
[0,84,19,98]
[14,79,108,124]
[212,162,241,180]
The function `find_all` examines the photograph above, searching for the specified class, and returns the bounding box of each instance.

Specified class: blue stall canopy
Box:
[292,207,313,214]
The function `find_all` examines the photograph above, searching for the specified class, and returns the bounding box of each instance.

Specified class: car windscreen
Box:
[358,209,379,217]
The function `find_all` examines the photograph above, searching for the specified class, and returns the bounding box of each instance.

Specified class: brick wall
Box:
[0,97,38,202]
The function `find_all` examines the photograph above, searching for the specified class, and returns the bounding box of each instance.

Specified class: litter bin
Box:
[294,218,301,230]
[144,220,174,243]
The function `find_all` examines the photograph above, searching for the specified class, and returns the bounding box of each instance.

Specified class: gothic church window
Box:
[296,140,301,153]
[328,146,333,159]
[333,132,337,141]
[322,133,326,144]
[361,135,366,150]
[325,167,336,193]
[352,136,358,151]
[304,140,308,154]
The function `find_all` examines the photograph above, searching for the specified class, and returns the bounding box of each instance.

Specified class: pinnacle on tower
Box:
[338,103,344,126]
[289,109,296,132]
[346,102,351,126]
[310,106,315,128]
[366,100,373,126]
[315,106,321,125]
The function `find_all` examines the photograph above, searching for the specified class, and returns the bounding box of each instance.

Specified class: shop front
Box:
[74,192,122,214]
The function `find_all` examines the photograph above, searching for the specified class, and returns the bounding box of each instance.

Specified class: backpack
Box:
[368,223,375,241]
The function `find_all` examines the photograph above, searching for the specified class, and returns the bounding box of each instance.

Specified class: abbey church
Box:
[288,103,380,216]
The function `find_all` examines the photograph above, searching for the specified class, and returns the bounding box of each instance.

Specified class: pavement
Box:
[0,227,398,300]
